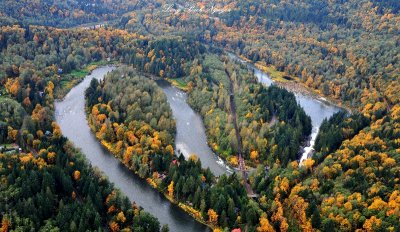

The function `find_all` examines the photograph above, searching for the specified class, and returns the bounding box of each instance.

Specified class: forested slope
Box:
[210,0,400,110]
[251,105,400,231]
[119,0,399,110]
[0,0,153,27]
[0,137,160,231]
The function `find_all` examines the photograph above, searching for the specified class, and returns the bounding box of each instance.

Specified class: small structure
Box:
[45,131,53,137]
[159,173,167,180]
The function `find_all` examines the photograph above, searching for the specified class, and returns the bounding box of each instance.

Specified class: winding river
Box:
[157,80,231,176]
[228,54,341,162]
[55,57,341,231]
[55,66,209,232]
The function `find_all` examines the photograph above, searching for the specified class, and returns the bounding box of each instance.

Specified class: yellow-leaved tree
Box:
[168,181,174,198]
[208,209,218,225]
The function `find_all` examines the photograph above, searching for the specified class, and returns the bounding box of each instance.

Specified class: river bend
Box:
[55,66,209,232]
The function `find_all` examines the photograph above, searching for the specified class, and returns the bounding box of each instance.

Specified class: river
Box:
[228,54,341,162]
[157,80,232,176]
[55,66,209,232]
[55,60,340,230]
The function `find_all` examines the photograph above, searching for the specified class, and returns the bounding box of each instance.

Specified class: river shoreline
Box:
[83,67,216,230]
[55,66,210,232]
[159,78,245,173]
[89,124,215,230]
[230,53,353,113]
[55,59,341,230]
[226,53,342,164]
[146,51,342,173]
[156,79,232,176]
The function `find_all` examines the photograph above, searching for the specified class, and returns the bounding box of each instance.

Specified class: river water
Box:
[228,54,341,162]
[55,59,340,231]
[55,66,209,232]
[157,81,232,176]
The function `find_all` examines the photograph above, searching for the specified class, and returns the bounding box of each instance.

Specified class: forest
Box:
[85,66,269,230]
[86,67,176,178]
[210,0,400,110]
[251,104,400,231]
[187,55,311,167]
[0,22,164,231]
[0,0,399,231]
[119,0,399,110]
[113,5,400,229]
[0,135,160,231]
[0,0,152,28]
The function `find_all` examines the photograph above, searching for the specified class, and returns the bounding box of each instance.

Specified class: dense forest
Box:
[0,137,160,231]
[119,0,399,110]
[211,0,400,110]
[113,5,400,230]
[0,22,164,231]
[251,105,400,231]
[313,112,370,163]
[0,0,153,27]
[187,55,311,167]
[85,67,270,230]
[129,38,206,78]
[1,0,399,231]
[86,67,176,178]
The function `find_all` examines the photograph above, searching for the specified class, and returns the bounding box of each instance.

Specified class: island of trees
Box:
[85,66,268,230]
[0,23,163,231]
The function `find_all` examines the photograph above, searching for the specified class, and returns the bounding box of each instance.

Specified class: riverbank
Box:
[226,53,343,166]
[55,60,114,100]
[107,69,231,175]
[87,107,216,230]
[234,54,353,113]
[156,79,232,176]
[161,78,244,172]
[160,75,259,172]
[95,132,215,229]
[55,66,209,232]
[81,67,217,230]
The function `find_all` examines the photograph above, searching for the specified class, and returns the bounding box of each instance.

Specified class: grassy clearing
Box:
[167,78,189,91]
[237,54,298,83]
[254,62,291,82]
[0,143,16,147]
[70,70,88,78]
[55,60,110,99]
[173,78,188,88]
